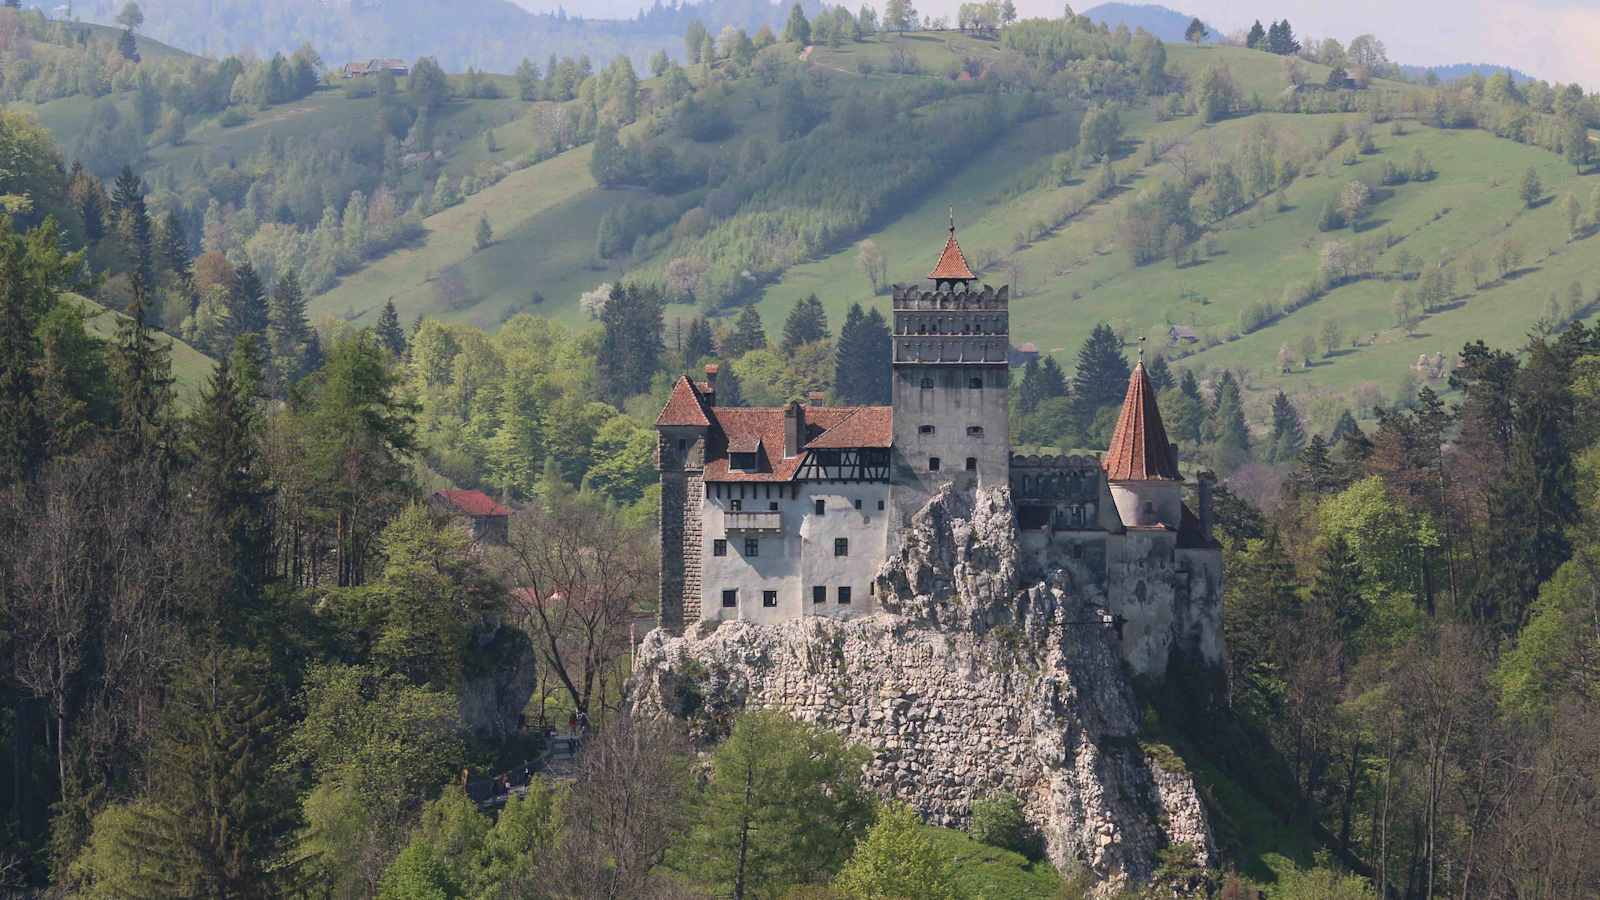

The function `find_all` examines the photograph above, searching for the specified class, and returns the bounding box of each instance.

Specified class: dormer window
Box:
[729,452,758,472]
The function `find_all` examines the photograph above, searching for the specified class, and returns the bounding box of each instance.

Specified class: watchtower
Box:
[889,215,1011,539]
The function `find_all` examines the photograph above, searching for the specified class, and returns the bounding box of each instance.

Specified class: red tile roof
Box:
[1103,362,1181,481]
[432,489,511,518]
[656,376,712,427]
[929,228,976,281]
[805,407,893,449]
[700,405,893,482]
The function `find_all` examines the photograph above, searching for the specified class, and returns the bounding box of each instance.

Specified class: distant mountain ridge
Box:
[1080,2,1216,43]
[1400,62,1539,85]
[68,0,817,72]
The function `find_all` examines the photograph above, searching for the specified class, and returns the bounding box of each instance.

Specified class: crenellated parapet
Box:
[891,283,1010,311]
[891,284,1011,366]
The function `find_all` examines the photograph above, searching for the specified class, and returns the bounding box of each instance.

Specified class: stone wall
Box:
[632,485,1216,894]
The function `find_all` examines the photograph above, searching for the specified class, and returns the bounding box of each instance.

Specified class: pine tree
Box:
[1072,323,1130,413]
[227,262,270,344]
[1330,409,1361,443]
[1267,391,1306,463]
[375,300,407,358]
[859,307,892,404]
[475,213,493,250]
[1287,433,1337,497]
[1246,20,1265,49]
[780,294,829,353]
[266,271,311,391]
[684,317,715,364]
[1210,372,1250,471]
[112,165,152,279]
[117,27,140,62]
[112,274,175,460]
[0,220,71,485]
[1309,534,1367,638]
[156,211,191,283]
[1039,356,1068,400]
[725,306,768,357]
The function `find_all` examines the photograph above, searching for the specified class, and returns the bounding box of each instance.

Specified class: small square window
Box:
[838,586,852,605]
[853,498,863,510]
[744,538,760,557]
[1144,501,1155,513]
[969,377,983,389]
[769,501,779,511]
[967,426,984,437]
[722,589,737,608]
[815,498,826,515]
[835,538,849,557]
[813,585,826,604]
[920,377,935,389]
[762,590,778,608]
[966,457,977,472]
[713,539,727,557]
[929,457,941,472]
[877,500,885,511]
[731,499,742,512]
[919,424,936,435]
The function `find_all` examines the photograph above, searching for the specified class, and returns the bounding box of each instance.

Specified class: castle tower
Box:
[890,215,1011,537]
[1103,355,1184,530]
[655,372,715,632]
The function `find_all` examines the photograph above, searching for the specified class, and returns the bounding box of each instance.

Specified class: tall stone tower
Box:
[890,216,1011,539]
[655,369,716,633]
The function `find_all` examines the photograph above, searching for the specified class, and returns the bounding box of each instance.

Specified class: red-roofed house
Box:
[430,489,511,545]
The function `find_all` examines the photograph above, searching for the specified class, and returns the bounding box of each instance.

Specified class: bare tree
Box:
[497,491,656,719]
[554,713,695,900]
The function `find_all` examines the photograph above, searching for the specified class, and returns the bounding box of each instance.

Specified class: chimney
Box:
[807,391,826,408]
[703,364,719,407]
[1198,475,1214,543]
[784,401,805,458]
[1169,441,1181,475]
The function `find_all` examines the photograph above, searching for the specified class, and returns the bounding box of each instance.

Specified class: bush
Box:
[967,793,1043,859]
[219,108,249,128]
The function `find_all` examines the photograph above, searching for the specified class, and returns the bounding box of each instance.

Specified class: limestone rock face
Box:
[459,625,537,739]
[631,485,1215,893]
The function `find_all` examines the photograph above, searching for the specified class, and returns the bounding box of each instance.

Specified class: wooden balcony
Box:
[725,511,782,532]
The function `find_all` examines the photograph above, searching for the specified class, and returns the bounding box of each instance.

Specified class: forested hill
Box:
[1080,2,1215,43]
[68,0,819,71]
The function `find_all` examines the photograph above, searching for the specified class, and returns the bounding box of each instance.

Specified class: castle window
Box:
[877,500,885,511]
[731,500,742,512]
[835,538,849,557]
[965,457,977,471]
[919,425,935,435]
[815,498,826,515]
[813,586,827,604]
[713,539,727,557]
[854,498,863,510]
[969,377,983,389]
[1144,501,1155,514]
[920,377,934,389]
[722,589,737,608]
[929,457,941,472]
[967,426,984,437]
[769,501,779,511]
[838,586,852,605]
[744,538,759,557]
[677,439,687,451]
[762,590,778,608]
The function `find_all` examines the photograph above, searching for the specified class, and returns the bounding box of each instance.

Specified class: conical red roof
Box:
[655,375,712,427]
[1103,362,1181,481]
[929,228,976,281]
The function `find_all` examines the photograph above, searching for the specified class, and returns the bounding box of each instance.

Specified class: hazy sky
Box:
[545,0,1599,87]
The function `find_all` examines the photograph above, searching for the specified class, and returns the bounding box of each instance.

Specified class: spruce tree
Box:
[117,27,140,62]
[1267,391,1306,463]
[780,294,829,353]
[725,306,768,357]
[227,262,270,344]
[1329,409,1361,443]
[112,273,175,460]
[1016,357,1044,415]
[266,271,313,389]
[118,648,291,895]
[1210,373,1250,472]
[156,211,191,283]
[716,362,745,407]
[112,165,152,279]
[1287,434,1339,498]
[1146,354,1174,392]
[1072,323,1130,414]
[189,340,273,616]
[597,283,664,402]
[684,317,715,365]
[1309,534,1367,638]
[0,220,63,485]
[1246,20,1265,49]
[475,213,493,250]
[1039,356,1068,400]
[783,2,812,44]
[375,299,407,358]
[833,303,873,403]
[860,307,892,404]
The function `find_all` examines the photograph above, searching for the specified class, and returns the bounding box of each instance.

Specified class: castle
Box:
[655,221,1222,677]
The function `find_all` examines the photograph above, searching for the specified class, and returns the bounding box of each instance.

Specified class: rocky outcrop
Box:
[631,486,1215,893]
[460,625,537,739]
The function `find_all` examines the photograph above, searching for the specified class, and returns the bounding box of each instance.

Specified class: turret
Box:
[1102,355,1184,530]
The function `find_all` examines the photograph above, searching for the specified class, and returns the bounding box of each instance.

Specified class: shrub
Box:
[219,108,249,128]
[967,793,1043,859]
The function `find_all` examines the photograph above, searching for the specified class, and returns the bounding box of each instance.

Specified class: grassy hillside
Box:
[61,293,216,403]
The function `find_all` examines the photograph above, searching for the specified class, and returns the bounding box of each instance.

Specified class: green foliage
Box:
[833,303,891,404]
[598,283,664,402]
[782,294,830,353]
[966,793,1042,859]
[683,710,873,897]
[835,803,960,900]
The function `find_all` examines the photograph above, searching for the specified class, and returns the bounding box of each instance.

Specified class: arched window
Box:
[965,457,977,471]
[969,377,983,389]
[967,426,984,437]
[920,377,935,389]
[919,425,936,435]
